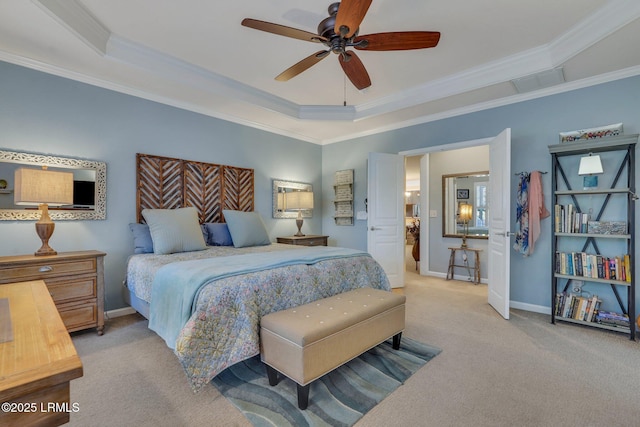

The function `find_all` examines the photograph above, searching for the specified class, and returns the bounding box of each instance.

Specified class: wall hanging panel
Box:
[136,154,254,223]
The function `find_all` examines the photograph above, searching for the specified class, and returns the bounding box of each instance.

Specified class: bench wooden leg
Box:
[265,364,279,386]
[297,383,310,410]
[392,332,402,350]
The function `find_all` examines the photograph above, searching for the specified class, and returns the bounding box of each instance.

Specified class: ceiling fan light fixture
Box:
[242,0,440,90]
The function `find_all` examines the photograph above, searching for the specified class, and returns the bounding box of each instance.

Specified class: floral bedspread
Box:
[126,244,391,391]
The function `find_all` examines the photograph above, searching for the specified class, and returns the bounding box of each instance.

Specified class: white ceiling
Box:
[1,0,640,145]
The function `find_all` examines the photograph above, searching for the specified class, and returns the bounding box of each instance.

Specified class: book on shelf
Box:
[555,292,601,322]
[554,251,630,281]
[554,204,590,233]
[595,310,630,328]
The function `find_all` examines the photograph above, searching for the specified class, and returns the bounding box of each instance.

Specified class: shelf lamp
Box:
[578,153,603,189]
[14,166,73,256]
[459,203,473,248]
[284,190,313,236]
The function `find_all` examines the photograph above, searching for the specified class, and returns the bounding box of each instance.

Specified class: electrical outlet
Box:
[572,280,583,293]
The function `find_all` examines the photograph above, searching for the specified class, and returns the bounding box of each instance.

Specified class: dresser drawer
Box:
[0,258,96,283]
[46,277,97,304]
[58,301,97,332]
[303,238,326,246]
[0,250,105,335]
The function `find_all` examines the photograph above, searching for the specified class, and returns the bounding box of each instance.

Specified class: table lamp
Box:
[14,166,74,256]
[284,190,314,236]
[578,153,603,189]
[459,203,473,248]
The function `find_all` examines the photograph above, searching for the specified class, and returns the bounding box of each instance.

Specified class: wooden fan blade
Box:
[354,31,441,51]
[334,0,372,39]
[242,18,327,43]
[338,51,371,90]
[275,50,330,81]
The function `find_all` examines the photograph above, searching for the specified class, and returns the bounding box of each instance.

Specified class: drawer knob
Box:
[39,266,53,273]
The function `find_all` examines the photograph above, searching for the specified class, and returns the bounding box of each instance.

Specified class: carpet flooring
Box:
[212,338,441,427]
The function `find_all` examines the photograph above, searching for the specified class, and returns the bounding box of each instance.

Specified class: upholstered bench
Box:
[260,287,406,409]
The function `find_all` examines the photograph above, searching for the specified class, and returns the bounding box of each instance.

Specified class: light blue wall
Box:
[2,59,639,316]
[0,61,322,310]
[322,74,640,313]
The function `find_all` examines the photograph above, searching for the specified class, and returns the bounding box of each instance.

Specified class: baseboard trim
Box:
[419,271,548,314]
[106,306,136,318]
[510,301,550,315]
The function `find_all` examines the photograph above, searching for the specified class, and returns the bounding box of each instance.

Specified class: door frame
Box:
[400,136,494,275]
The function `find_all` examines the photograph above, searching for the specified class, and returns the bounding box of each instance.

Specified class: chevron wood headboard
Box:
[136,153,254,223]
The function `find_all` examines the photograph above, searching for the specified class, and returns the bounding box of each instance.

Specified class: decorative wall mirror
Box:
[0,149,106,220]
[272,179,312,219]
[442,171,489,239]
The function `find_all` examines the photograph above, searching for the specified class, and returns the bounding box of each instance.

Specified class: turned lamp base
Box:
[34,204,57,256]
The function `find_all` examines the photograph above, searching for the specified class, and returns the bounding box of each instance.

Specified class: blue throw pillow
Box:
[141,207,207,254]
[222,210,271,248]
[202,223,234,246]
[129,223,154,254]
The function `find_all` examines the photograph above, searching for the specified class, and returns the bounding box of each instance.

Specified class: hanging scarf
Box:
[513,172,530,255]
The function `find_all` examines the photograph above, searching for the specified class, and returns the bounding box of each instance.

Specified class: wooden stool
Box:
[446,247,482,284]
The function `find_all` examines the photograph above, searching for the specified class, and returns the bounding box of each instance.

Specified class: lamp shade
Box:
[285,191,314,210]
[14,167,74,206]
[459,203,473,221]
[277,192,285,210]
[578,154,603,175]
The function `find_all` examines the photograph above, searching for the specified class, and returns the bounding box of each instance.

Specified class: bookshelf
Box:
[548,134,637,340]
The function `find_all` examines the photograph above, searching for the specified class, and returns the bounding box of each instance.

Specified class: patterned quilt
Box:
[126,244,391,391]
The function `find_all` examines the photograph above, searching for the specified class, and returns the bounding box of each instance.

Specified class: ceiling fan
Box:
[241,0,440,90]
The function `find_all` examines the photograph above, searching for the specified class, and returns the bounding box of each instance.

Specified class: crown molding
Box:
[9,0,640,145]
[33,0,109,55]
[32,0,640,126]
[320,64,640,145]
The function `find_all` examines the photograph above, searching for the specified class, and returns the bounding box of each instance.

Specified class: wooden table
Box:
[446,247,482,285]
[0,280,83,426]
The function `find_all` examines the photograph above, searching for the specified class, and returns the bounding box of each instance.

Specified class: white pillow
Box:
[222,210,271,248]
[141,207,207,255]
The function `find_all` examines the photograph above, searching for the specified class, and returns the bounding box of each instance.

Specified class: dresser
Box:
[0,280,83,427]
[0,250,106,335]
[276,235,328,247]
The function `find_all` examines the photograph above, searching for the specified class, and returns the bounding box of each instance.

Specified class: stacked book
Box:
[554,204,590,233]
[595,311,630,329]
[554,251,631,282]
[555,293,600,322]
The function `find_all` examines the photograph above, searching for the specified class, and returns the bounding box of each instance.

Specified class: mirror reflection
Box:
[442,171,489,239]
[272,179,312,219]
[0,149,106,220]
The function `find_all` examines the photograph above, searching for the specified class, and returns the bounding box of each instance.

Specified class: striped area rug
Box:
[212,338,441,427]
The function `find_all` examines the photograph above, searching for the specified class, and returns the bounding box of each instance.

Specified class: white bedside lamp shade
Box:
[578,154,603,175]
[284,191,314,236]
[14,167,74,256]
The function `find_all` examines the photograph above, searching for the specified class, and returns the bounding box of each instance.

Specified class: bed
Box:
[124,154,391,391]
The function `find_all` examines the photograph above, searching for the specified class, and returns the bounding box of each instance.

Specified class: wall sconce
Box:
[578,153,603,189]
[14,166,73,256]
[284,190,314,236]
[459,203,473,248]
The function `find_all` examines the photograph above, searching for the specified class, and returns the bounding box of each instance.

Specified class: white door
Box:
[488,128,511,319]
[367,152,405,288]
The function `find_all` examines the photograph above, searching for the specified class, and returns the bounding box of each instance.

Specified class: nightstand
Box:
[0,250,106,335]
[277,235,328,247]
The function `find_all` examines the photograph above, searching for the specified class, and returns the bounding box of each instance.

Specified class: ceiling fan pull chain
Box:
[344,74,347,106]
